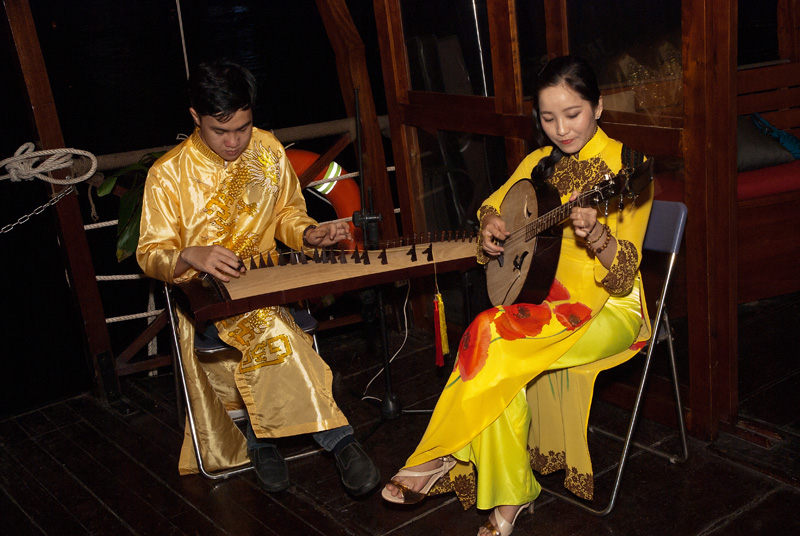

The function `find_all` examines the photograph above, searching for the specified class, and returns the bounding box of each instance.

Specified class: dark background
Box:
[0,0,385,417]
[0,0,780,417]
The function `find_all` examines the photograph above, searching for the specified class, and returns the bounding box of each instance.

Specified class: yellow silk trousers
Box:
[451,288,643,509]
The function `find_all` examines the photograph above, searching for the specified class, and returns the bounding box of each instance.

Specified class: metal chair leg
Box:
[164,284,252,480]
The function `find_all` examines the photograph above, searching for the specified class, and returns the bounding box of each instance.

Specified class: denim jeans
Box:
[245,418,354,452]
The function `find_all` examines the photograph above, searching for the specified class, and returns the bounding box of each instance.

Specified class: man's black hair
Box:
[188,59,257,122]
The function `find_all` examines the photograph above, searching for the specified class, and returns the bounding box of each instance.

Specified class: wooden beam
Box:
[487,0,528,167]
[4,0,121,405]
[778,0,800,61]
[681,0,739,440]
[316,0,397,239]
[373,0,424,237]
[296,133,353,189]
[401,92,533,139]
[543,0,569,57]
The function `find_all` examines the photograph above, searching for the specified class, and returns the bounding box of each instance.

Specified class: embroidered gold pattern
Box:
[530,446,566,475]
[564,466,594,500]
[194,135,283,257]
[602,238,639,294]
[242,142,282,193]
[549,155,613,196]
[529,447,594,499]
[240,334,293,372]
[476,205,501,264]
[429,466,478,510]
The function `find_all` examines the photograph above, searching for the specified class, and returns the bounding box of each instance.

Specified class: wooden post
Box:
[316,0,397,239]
[682,0,739,439]
[372,0,426,237]
[778,0,800,61]
[3,0,122,406]
[487,0,528,169]
[543,0,569,58]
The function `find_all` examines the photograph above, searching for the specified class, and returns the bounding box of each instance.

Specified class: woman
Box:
[381,56,654,535]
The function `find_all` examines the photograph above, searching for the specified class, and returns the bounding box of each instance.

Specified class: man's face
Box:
[190,107,253,161]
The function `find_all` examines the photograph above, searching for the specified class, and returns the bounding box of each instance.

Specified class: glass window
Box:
[413,128,507,233]
[515,0,549,95]
[566,0,682,120]
[401,0,494,96]
[738,0,780,67]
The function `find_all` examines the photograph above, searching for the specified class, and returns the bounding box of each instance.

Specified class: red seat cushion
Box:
[738,159,800,200]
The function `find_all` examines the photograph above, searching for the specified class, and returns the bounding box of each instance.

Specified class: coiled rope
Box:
[1,143,98,234]
[0,142,97,184]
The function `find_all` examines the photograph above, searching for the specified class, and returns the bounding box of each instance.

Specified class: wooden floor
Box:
[3,294,800,535]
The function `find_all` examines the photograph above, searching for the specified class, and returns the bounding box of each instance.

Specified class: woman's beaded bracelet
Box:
[588,224,612,255]
[586,222,605,245]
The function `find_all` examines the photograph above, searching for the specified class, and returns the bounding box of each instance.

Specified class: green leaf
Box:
[103,151,166,260]
[97,175,118,196]
[115,182,145,262]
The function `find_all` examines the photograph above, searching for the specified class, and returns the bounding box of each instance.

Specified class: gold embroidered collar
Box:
[190,128,226,167]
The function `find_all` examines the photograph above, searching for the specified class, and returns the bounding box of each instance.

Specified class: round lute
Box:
[484,179,562,306]
[484,158,654,307]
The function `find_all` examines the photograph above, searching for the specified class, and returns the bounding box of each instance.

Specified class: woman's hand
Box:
[481,214,510,256]
[568,191,599,239]
[176,245,245,282]
[303,221,352,247]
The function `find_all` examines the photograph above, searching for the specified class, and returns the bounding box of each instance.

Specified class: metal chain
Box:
[0,185,75,234]
[1,142,98,235]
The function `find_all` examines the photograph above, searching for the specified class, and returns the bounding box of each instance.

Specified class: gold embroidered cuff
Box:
[601,239,639,294]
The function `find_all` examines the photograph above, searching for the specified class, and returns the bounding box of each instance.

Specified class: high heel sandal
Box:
[478,502,533,536]
[381,456,457,505]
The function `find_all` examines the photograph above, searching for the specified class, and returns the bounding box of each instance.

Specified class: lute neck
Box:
[523,190,595,241]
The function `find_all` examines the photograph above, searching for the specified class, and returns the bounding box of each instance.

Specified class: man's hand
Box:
[304,222,352,247]
[176,245,244,282]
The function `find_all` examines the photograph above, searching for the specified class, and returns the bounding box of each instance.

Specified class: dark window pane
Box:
[401,0,493,96]
[566,0,682,119]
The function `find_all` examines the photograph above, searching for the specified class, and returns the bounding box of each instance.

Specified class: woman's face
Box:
[537,82,602,154]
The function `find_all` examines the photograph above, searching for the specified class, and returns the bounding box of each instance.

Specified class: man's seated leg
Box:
[245,418,290,492]
[314,425,380,496]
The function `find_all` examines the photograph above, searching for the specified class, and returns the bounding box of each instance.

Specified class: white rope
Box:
[84,220,118,230]
[175,0,190,80]
[106,309,164,324]
[96,274,148,281]
[0,143,97,184]
[147,282,158,356]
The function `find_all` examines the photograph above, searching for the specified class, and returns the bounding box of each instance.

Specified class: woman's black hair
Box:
[530,55,601,182]
[188,59,257,122]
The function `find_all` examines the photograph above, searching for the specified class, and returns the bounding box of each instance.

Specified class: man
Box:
[137,59,379,496]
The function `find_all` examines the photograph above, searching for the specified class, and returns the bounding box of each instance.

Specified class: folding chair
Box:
[163,283,323,480]
[540,200,689,515]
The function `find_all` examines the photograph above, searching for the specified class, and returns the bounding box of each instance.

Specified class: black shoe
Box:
[249,446,289,492]
[334,442,380,496]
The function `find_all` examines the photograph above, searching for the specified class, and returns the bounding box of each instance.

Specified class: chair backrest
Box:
[642,200,688,254]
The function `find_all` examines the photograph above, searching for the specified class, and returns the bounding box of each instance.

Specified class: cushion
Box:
[738,159,800,200]
[737,115,795,172]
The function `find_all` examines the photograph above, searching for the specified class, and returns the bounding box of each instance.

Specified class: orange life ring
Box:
[287,148,363,250]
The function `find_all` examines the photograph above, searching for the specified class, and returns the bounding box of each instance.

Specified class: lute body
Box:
[484,158,654,307]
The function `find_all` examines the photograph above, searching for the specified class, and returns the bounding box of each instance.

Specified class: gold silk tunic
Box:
[137,127,349,475]
[411,128,654,508]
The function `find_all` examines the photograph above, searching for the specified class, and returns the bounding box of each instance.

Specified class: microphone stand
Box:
[350,89,403,421]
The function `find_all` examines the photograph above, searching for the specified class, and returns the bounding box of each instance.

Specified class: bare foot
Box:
[383,458,446,499]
